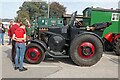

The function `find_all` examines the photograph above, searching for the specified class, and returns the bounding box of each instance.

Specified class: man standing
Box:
[0,23,5,45]
[8,21,14,45]
[25,19,33,44]
[9,20,20,63]
[12,21,27,71]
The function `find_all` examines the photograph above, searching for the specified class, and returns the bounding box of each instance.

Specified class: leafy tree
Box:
[16,1,48,21]
[49,2,66,18]
[16,1,66,22]
[17,9,30,21]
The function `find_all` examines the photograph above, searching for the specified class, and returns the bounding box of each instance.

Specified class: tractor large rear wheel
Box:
[25,43,45,64]
[70,34,103,66]
[114,37,120,56]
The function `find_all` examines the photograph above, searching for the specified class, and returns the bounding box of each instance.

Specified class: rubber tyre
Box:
[70,34,103,66]
[103,38,113,51]
[114,38,120,56]
[25,43,45,64]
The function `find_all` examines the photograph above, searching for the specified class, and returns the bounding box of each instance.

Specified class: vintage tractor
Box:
[103,33,120,56]
[25,11,112,66]
[88,22,120,56]
[82,7,120,56]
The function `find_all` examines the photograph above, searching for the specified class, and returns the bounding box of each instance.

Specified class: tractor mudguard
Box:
[104,33,113,42]
[28,39,47,51]
[77,32,104,50]
[104,33,120,42]
[114,34,120,41]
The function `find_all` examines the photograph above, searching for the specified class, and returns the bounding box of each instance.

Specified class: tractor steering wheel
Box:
[75,20,83,28]
[68,11,77,27]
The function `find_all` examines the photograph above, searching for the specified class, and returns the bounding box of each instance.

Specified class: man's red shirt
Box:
[9,24,20,37]
[15,27,26,43]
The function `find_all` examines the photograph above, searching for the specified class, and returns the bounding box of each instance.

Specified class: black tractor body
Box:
[25,11,111,66]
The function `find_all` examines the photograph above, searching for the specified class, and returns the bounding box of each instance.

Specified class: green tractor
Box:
[82,7,120,56]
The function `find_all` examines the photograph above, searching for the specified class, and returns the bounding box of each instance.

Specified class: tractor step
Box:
[45,51,69,58]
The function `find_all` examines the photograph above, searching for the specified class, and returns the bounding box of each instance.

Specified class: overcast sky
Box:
[0,0,119,19]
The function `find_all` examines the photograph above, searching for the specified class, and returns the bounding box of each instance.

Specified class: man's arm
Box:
[12,34,16,40]
[26,19,30,28]
[15,34,26,41]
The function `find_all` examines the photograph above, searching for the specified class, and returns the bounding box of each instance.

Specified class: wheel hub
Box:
[26,47,41,62]
[82,47,92,56]
[30,52,37,58]
[78,42,95,59]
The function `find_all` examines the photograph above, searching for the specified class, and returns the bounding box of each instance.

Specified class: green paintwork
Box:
[83,8,120,37]
[38,17,64,27]
[82,17,91,26]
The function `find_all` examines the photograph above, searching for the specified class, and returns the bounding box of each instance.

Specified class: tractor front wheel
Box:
[25,43,45,64]
[70,34,103,66]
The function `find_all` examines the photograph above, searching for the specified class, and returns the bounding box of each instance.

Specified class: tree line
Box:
[16,1,66,22]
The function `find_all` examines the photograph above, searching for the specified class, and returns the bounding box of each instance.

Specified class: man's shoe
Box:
[12,60,15,64]
[7,44,11,45]
[19,67,27,72]
[14,67,19,70]
[12,61,15,64]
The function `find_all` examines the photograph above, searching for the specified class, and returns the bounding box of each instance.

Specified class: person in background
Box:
[0,23,5,45]
[25,19,33,44]
[12,21,27,71]
[31,18,38,39]
[8,21,14,45]
[0,23,3,45]
[9,20,20,64]
[75,19,83,28]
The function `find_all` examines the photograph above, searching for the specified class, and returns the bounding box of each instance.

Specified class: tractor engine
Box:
[48,35,66,52]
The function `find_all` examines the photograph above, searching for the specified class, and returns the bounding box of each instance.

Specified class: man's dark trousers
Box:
[11,40,16,64]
